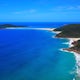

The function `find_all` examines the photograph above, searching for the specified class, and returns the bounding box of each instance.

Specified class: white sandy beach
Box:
[6,27,55,31]
[52,31,61,34]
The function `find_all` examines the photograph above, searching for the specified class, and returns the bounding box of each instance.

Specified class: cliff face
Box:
[63,40,80,54]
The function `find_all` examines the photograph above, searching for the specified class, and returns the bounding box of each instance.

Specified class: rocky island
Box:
[0,24,26,29]
[54,24,80,54]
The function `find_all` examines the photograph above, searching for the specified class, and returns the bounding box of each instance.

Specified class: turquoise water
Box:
[0,28,76,80]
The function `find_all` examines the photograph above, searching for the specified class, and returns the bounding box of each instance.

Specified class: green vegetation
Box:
[54,24,80,38]
[54,24,80,53]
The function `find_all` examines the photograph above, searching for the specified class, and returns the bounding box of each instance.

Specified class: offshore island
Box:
[0,24,26,29]
[53,24,80,54]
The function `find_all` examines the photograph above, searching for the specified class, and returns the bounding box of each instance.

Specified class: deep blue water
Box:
[0,22,77,80]
[0,22,80,28]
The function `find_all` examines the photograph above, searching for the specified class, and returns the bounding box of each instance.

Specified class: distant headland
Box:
[53,24,80,54]
[0,24,27,28]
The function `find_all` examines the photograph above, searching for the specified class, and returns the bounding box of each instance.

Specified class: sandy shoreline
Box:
[65,38,80,77]
[6,27,55,31]
[58,37,80,79]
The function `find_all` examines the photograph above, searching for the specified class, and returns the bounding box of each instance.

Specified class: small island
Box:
[54,24,80,54]
[0,24,27,29]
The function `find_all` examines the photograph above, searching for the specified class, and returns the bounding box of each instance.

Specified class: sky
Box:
[0,0,80,22]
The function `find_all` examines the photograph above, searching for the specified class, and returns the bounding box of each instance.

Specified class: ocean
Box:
[0,22,79,80]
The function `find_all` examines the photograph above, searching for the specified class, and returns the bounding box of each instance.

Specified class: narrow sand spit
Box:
[6,27,55,31]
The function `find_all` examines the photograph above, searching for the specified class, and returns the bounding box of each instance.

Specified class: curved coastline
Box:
[0,25,79,79]
[53,29,80,80]
[64,38,80,80]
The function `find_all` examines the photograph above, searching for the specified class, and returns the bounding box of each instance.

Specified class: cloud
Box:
[67,6,76,10]
[29,9,36,13]
[77,6,80,9]
[67,6,80,10]
[13,9,36,14]
[51,5,80,11]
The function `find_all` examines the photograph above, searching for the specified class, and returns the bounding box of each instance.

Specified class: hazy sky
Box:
[0,0,80,22]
